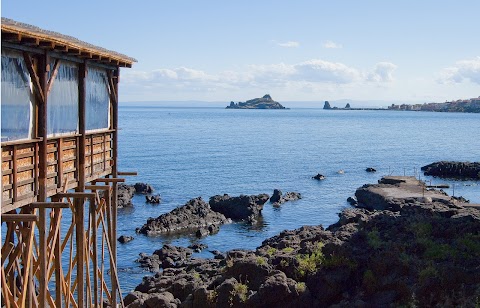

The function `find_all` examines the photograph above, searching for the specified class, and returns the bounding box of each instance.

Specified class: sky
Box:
[2,0,480,106]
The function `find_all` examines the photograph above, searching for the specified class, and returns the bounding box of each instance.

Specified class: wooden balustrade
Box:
[1,131,114,214]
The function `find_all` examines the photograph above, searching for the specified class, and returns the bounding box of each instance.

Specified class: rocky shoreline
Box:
[122,176,480,307]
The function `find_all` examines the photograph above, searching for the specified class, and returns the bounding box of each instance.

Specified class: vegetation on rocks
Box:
[125,178,480,307]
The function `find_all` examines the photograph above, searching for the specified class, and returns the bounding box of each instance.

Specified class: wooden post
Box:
[75,197,85,307]
[57,138,63,188]
[75,60,87,308]
[54,209,62,308]
[37,50,49,307]
[111,67,120,305]
[12,145,18,202]
[90,195,99,307]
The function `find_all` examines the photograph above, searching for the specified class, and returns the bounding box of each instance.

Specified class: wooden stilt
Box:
[91,196,99,307]
[38,207,47,306]
[75,198,85,308]
[55,210,63,308]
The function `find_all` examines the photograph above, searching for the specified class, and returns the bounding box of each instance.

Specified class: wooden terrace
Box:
[1,18,136,307]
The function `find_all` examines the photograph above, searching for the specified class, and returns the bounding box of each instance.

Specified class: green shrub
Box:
[256,256,266,266]
[296,242,324,277]
[282,247,294,253]
[367,230,382,249]
[418,238,456,260]
[207,290,217,304]
[266,247,277,256]
[419,264,438,283]
[457,234,480,256]
[323,254,357,270]
[295,282,306,293]
[232,282,248,303]
[410,222,432,238]
[362,269,376,294]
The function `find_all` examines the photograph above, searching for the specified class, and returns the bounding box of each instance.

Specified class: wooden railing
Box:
[1,131,114,214]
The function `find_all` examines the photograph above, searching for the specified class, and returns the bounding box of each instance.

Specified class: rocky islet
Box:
[226,94,287,109]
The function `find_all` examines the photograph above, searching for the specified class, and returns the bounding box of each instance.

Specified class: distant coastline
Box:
[387,96,480,113]
[120,96,480,112]
[323,97,480,113]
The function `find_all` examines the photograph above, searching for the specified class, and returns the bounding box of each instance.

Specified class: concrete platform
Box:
[356,176,479,209]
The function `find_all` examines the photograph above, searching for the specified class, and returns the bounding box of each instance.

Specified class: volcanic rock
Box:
[270,189,283,203]
[347,196,357,206]
[270,190,302,206]
[209,194,269,222]
[126,176,480,307]
[146,195,161,204]
[134,182,154,194]
[116,183,135,208]
[118,235,134,244]
[188,243,208,253]
[421,161,480,179]
[136,197,231,236]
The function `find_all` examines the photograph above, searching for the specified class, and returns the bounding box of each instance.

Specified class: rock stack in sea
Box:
[269,189,302,206]
[209,194,270,223]
[421,161,480,179]
[136,197,231,236]
[124,177,480,307]
[108,182,157,208]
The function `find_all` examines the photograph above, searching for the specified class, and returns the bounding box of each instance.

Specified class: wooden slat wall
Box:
[1,131,113,213]
[1,142,38,208]
[85,132,113,181]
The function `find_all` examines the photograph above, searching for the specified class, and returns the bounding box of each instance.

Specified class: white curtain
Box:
[1,49,33,141]
[86,66,110,131]
[47,60,79,136]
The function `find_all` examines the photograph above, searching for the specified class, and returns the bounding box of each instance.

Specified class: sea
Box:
[115,106,480,293]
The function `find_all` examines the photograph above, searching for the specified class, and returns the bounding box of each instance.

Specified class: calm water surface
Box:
[116,107,480,292]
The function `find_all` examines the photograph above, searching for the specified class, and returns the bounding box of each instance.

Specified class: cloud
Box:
[438,57,480,84]
[367,62,398,82]
[323,40,342,49]
[122,59,397,95]
[293,59,360,83]
[277,41,300,48]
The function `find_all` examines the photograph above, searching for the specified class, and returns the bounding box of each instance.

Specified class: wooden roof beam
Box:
[2,32,22,42]
[79,51,93,59]
[67,48,81,56]
[109,58,120,65]
[39,40,56,49]
[55,45,69,52]
[21,37,40,46]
